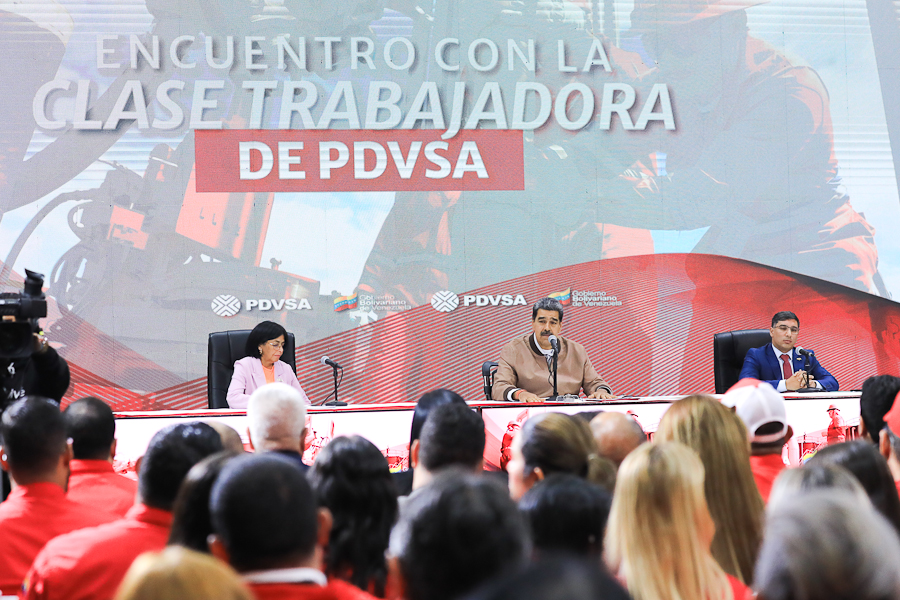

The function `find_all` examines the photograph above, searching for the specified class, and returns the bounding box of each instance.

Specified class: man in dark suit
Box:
[739,311,838,392]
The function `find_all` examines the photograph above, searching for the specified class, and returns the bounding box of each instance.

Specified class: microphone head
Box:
[548,335,559,347]
[319,355,330,366]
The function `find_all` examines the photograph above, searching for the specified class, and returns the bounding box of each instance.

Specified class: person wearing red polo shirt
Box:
[63,397,136,517]
[0,397,117,596]
[722,379,793,503]
[208,453,378,600]
[20,421,224,600]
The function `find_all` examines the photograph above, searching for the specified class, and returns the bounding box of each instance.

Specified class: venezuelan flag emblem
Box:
[548,288,571,306]
[333,293,358,312]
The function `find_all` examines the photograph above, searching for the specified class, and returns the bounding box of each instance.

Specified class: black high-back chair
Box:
[207,330,297,409]
[713,329,771,393]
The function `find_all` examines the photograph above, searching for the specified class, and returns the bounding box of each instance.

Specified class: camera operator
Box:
[0,330,69,412]
[1,270,70,500]
[0,270,69,413]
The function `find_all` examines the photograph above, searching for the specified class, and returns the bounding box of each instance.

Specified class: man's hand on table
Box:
[588,389,615,400]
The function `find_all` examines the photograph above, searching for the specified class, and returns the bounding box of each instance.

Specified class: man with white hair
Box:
[722,378,792,502]
[247,383,309,472]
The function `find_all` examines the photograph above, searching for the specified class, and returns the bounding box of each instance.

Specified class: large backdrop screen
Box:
[2,0,900,408]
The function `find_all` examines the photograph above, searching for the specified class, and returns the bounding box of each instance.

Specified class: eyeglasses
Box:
[773,325,799,334]
[265,341,285,349]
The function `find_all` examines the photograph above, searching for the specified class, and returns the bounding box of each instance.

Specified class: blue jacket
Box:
[739,345,838,391]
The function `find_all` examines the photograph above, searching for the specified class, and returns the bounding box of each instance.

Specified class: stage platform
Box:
[112,392,861,475]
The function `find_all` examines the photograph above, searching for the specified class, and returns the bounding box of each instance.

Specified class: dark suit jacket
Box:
[739,345,838,391]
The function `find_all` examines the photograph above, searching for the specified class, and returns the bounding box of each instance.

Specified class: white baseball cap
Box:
[721,378,788,444]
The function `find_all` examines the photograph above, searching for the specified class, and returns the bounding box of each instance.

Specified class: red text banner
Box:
[194,129,524,192]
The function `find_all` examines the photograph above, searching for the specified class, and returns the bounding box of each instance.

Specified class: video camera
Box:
[0,270,47,359]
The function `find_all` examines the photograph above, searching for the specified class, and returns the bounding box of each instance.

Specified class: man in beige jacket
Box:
[492,298,614,402]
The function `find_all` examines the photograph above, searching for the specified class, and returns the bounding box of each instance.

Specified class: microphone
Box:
[548,335,560,352]
[320,356,342,369]
[797,347,813,357]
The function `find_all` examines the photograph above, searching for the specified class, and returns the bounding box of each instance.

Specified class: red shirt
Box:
[827,416,846,444]
[20,504,173,600]
[749,454,788,502]
[727,575,752,600]
[66,460,136,517]
[250,579,378,600]
[0,482,118,596]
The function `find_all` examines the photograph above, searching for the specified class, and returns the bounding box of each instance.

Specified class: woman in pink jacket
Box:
[226,321,310,408]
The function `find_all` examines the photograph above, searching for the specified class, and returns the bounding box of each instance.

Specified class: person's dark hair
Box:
[809,441,900,534]
[210,453,319,572]
[389,470,528,600]
[244,321,288,358]
[752,421,788,450]
[532,298,564,322]
[63,396,115,460]
[860,375,900,444]
[771,311,799,328]
[518,474,612,556]
[0,396,66,474]
[139,422,223,511]
[308,436,398,596]
[409,388,467,446]
[574,410,603,423]
[462,556,631,600]
[419,403,485,471]
[518,413,611,487]
[168,451,240,552]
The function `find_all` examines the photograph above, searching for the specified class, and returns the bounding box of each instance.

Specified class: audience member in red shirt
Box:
[20,421,224,600]
[209,453,381,600]
[63,397,136,516]
[308,436,399,597]
[0,397,118,596]
[722,379,792,503]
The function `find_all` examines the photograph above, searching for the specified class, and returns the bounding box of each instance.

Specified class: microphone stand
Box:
[546,345,561,402]
[322,364,348,407]
[795,351,818,393]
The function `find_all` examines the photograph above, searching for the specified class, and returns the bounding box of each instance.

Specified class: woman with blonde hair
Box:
[605,442,750,600]
[506,412,616,500]
[655,395,764,584]
[114,546,253,600]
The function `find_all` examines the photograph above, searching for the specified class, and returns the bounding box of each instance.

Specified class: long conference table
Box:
[112,391,861,476]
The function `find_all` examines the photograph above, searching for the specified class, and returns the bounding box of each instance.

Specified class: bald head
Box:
[589,412,646,467]
[205,421,246,454]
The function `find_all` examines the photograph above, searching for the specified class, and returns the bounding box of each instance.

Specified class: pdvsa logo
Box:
[430,290,459,313]
[211,295,312,317]
[212,295,241,317]
[429,291,526,312]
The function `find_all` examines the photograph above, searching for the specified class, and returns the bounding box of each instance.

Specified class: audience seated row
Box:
[6,375,900,600]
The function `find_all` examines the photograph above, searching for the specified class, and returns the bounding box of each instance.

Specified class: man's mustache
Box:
[540,330,552,336]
